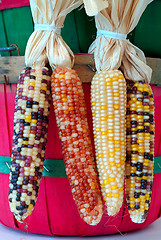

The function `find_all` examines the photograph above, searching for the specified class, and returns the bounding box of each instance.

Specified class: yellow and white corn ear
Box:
[126,81,155,223]
[51,67,103,225]
[9,67,51,222]
[91,69,127,216]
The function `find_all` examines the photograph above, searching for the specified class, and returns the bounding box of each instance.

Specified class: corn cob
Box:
[51,67,103,225]
[9,67,51,222]
[91,70,127,216]
[125,81,154,223]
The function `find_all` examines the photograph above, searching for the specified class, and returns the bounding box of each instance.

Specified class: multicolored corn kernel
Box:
[9,67,51,222]
[125,81,155,223]
[91,69,126,216]
[51,67,103,225]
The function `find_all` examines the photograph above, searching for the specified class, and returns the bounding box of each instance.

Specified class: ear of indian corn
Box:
[9,67,51,222]
[125,81,155,223]
[91,70,127,216]
[51,67,103,225]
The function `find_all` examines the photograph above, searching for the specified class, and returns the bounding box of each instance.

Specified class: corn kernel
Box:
[109,152,115,157]
[41,86,47,91]
[106,193,112,198]
[96,128,101,132]
[91,102,96,106]
[103,179,110,185]
[113,92,119,97]
[106,82,112,86]
[109,162,115,167]
[114,104,119,110]
[59,74,65,79]
[109,177,115,182]
[111,185,117,190]
[113,193,119,198]
[101,131,107,135]
[101,105,107,110]
[98,153,104,158]
[100,117,107,121]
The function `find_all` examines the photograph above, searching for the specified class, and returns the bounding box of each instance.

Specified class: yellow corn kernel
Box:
[91,102,96,106]
[109,162,115,167]
[130,204,135,208]
[130,197,135,202]
[29,82,35,87]
[25,115,31,122]
[28,204,33,210]
[96,128,101,132]
[100,117,107,121]
[103,179,110,185]
[62,98,67,102]
[59,74,65,79]
[113,92,119,97]
[130,183,135,188]
[31,119,37,124]
[112,77,119,81]
[113,193,119,198]
[114,104,119,110]
[101,105,107,110]
[111,185,117,190]
[106,81,112,86]
[116,163,121,168]
[131,97,137,102]
[105,77,111,82]
[98,153,104,158]
[108,136,114,141]
[115,147,121,152]
[109,152,115,157]
[106,193,112,198]
[109,177,115,182]
[41,86,47,91]
[118,74,124,79]
[101,131,107,135]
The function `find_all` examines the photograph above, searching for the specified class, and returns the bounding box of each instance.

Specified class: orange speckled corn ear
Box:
[91,69,127,216]
[126,81,155,223]
[51,67,103,226]
[9,67,51,222]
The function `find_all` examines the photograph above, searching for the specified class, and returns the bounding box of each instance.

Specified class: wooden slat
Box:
[0,55,161,85]
[147,58,161,85]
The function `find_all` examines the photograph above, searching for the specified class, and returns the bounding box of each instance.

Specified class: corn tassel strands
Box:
[91,70,127,216]
[51,67,103,225]
[125,81,155,223]
[9,67,51,222]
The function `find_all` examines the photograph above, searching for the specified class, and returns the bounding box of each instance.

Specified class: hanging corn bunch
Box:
[8,0,53,222]
[84,0,154,220]
[46,0,103,226]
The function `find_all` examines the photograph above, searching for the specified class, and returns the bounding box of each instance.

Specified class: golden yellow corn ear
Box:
[9,67,51,222]
[91,69,126,216]
[51,67,103,225]
[126,81,154,223]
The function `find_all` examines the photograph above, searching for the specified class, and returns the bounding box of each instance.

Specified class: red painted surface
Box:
[0,0,29,10]
[0,83,160,236]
